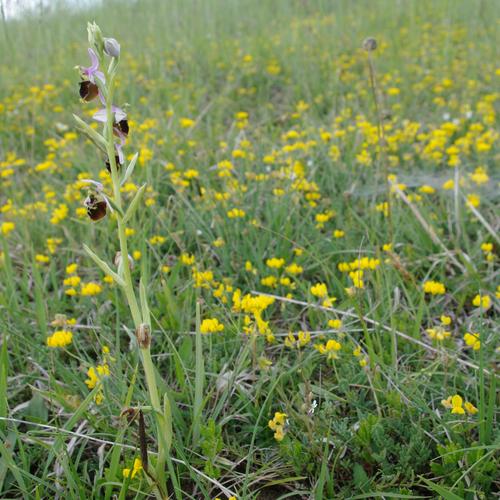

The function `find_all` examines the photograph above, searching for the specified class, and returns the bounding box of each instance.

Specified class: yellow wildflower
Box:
[200,318,224,334]
[266,257,285,269]
[422,280,446,295]
[310,282,328,298]
[1,221,15,235]
[46,330,73,348]
[315,339,342,360]
[80,282,102,296]
[463,332,480,350]
[472,293,491,310]
[123,458,143,479]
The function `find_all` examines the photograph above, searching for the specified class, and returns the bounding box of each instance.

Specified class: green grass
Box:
[0,0,499,498]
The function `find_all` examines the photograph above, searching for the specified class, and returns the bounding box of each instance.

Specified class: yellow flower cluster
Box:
[353,345,368,367]
[232,291,274,315]
[463,332,480,350]
[422,280,446,295]
[441,395,478,415]
[328,319,342,329]
[46,237,62,254]
[85,363,110,389]
[1,221,15,236]
[233,290,275,342]
[268,411,287,442]
[46,330,73,348]
[480,242,495,262]
[284,330,311,349]
[426,327,451,342]
[426,315,452,342]
[266,257,285,269]
[122,458,143,479]
[338,257,380,272]
[192,268,214,289]
[180,253,195,265]
[200,318,224,334]
[80,282,103,296]
[315,339,342,360]
[472,293,491,310]
[310,282,336,307]
[310,282,327,298]
[149,235,166,245]
[227,208,246,218]
[49,203,69,225]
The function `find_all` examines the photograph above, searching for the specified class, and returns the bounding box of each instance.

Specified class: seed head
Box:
[362,37,377,51]
[136,324,151,349]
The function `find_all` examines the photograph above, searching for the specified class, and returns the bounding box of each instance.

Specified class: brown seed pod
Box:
[79,80,99,102]
[120,407,139,424]
[135,323,151,349]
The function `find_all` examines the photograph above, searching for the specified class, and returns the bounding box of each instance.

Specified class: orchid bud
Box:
[114,251,134,271]
[104,38,121,58]
[87,22,104,57]
[135,324,151,349]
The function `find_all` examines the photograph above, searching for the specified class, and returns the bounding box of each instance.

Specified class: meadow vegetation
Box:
[0,0,499,498]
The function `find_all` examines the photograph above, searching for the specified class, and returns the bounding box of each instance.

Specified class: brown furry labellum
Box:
[79,80,99,102]
[135,323,151,349]
[113,119,129,138]
[105,155,121,173]
[84,193,107,221]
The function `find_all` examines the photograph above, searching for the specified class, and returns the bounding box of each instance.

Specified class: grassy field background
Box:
[0,0,499,498]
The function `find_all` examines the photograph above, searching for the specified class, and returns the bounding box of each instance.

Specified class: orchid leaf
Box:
[122,183,146,224]
[120,152,139,186]
[83,244,125,287]
[73,114,107,152]
[139,277,151,326]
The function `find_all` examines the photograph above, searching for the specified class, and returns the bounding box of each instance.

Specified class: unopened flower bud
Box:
[362,37,377,51]
[51,314,68,327]
[104,38,120,58]
[87,22,104,57]
[135,324,151,349]
[114,251,134,270]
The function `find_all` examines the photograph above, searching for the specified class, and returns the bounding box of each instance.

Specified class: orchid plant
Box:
[73,23,171,495]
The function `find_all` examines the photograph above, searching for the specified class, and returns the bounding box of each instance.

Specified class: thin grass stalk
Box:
[192,299,204,446]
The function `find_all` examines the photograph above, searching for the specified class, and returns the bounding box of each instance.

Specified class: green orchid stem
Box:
[103,61,168,492]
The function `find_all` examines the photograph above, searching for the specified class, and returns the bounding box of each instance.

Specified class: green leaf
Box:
[139,277,151,325]
[192,300,204,446]
[353,463,370,492]
[419,476,463,500]
[122,183,147,224]
[31,258,47,338]
[104,196,124,218]
[0,437,28,499]
[82,244,125,287]
[0,339,8,432]
[23,392,48,423]
[72,114,107,152]
[120,152,139,186]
